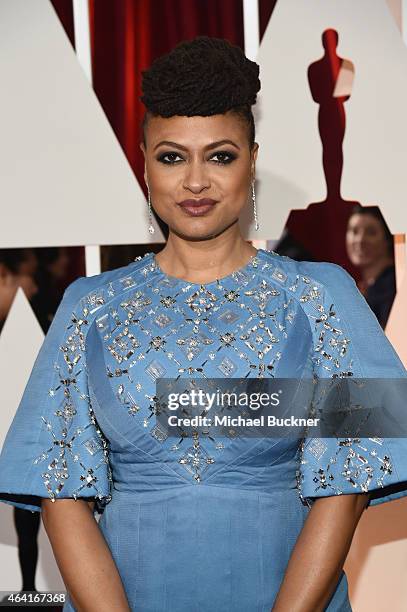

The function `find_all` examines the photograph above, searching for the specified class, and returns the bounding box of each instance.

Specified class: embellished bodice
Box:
[85,249,315,494]
[74,246,372,504]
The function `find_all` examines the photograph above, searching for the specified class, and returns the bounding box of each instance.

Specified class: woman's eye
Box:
[210,151,236,164]
[157,152,184,164]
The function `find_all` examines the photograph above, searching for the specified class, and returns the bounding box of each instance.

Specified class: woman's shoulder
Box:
[260,249,354,292]
[63,252,154,305]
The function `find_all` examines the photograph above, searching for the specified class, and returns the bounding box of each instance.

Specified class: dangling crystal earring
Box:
[147,187,155,235]
[252,180,259,231]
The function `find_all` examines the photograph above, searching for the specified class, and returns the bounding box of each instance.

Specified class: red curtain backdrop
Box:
[50,0,75,48]
[259,0,277,41]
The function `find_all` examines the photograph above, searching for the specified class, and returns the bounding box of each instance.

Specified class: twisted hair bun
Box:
[140,36,261,117]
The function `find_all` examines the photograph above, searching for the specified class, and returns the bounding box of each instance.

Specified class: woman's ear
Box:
[140,141,147,170]
[139,142,148,186]
[251,142,259,176]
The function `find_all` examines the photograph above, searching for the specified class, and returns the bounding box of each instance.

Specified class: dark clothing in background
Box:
[30,273,64,334]
[364,265,396,329]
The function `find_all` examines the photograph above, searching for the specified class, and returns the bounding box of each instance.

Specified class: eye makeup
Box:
[156,150,237,165]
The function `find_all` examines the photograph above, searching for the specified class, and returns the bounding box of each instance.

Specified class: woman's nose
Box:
[182,160,211,193]
[352,232,364,244]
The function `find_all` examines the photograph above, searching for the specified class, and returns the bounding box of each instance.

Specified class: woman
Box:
[346,205,396,329]
[0,36,407,612]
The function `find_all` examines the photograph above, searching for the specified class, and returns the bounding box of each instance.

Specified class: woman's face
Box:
[346,213,392,267]
[140,111,258,240]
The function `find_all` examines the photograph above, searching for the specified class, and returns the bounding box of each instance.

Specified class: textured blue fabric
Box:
[0,249,406,611]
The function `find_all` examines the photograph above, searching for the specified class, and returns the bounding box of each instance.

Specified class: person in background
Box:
[346,205,396,329]
[31,247,70,333]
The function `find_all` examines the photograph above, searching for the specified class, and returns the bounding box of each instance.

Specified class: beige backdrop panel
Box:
[0,0,164,248]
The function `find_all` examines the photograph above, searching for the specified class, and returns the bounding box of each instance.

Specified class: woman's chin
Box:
[169,220,236,241]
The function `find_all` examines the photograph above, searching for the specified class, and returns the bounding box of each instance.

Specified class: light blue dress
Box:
[1,248,407,612]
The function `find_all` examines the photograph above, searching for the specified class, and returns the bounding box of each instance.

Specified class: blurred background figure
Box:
[31,247,70,333]
[0,249,38,333]
[346,205,396,329]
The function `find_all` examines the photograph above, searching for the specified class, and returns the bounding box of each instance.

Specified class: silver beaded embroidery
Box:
[291,264,394,505]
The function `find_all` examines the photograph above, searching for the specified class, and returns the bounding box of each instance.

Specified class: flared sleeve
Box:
[297,262,407,507]
[0,278,112,512]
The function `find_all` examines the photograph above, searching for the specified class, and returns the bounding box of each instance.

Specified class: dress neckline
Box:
[148,248,266,288]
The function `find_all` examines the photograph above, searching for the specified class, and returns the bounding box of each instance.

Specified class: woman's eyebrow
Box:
[153,139,240,151]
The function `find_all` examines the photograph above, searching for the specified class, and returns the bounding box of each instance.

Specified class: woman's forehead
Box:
[145,112,247,145]
[349,214,382,229]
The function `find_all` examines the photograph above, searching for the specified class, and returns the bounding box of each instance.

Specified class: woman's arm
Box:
[41,498,130,612]
[272,493,369,612]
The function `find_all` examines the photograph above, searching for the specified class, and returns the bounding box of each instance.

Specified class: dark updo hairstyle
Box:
[349,205,394,258]
[140,36,261,148]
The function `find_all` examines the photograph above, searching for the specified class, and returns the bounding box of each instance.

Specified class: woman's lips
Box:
[177,198,218,216]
